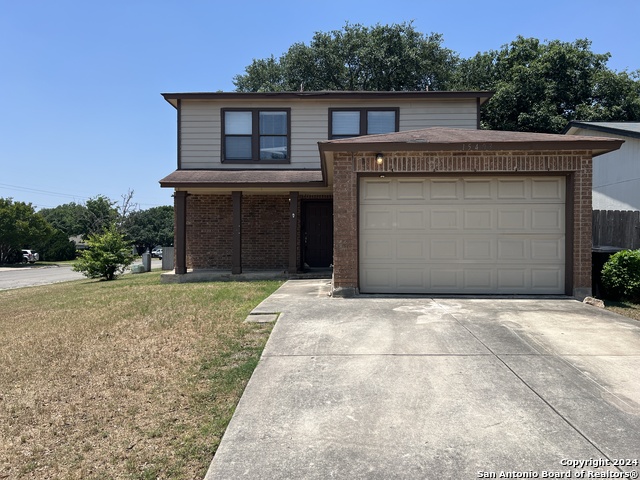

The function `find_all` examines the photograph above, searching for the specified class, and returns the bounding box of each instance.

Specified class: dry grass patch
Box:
[604,299,640,321]
[0,273,281,479]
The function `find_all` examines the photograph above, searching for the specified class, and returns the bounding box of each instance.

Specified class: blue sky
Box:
[1,0,638,211]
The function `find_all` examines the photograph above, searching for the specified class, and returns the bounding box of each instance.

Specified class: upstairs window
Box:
[223,109,290,162]
[330,108,398,139]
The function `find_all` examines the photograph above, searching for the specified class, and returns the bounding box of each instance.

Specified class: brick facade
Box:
[185,194,290,270]
[332,150,594,298]
[183,193,332,272]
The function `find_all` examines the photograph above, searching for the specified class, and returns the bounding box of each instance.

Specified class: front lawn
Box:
[604,299,640,321]
[0,273,281,479]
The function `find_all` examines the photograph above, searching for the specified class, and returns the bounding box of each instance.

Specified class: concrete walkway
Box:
[205,280,640,479]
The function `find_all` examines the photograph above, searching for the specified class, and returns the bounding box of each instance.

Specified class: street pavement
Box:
[0,259,162,290]
[205,280,640,480]
[0,265,85,290]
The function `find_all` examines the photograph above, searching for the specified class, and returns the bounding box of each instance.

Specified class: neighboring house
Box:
[563,122,639,211]
[160,91,622,298]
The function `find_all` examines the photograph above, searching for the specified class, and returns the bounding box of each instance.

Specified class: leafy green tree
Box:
[73,223,135,280]
[39,202,88,237]
[123,206,173,253]
[0,198,52,264]
[575,69,640,121]
[453,36,640,132]
[36,228,77,261]
[234,22,458,92]
[82,195,118,237]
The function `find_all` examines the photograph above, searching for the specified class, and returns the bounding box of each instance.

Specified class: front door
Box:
[303,201,333,268]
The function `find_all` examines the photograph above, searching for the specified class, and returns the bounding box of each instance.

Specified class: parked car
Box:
[22,249,39,263]
[151,247,163,259]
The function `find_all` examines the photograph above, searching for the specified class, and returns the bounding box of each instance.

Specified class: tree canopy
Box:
[0,198,51,263]
[1,190,174,263]
[39,202,87,237]
[452,36,640,132]
[233,22,458,92]
[233,26,640,133]
[122,206,173,253]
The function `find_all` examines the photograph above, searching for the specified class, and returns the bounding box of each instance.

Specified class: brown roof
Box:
[159,169,325,188]
[161,90,493,108]
[318,127,624,157]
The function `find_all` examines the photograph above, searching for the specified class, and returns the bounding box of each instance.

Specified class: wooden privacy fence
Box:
[592,210,640,249]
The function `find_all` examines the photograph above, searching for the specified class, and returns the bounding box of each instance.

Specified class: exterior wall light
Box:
[376,153,384,165]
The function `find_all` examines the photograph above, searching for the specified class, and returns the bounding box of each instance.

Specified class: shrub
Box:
[36,229,77,261]
[601,249,640,301]
[73,224,134,280]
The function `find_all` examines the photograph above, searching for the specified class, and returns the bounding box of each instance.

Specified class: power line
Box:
[0,183,93,201]
[0,183,171,209]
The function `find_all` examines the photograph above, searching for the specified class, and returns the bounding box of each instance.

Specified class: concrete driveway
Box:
[206,280,640,479]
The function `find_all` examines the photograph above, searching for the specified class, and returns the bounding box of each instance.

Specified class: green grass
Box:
[0,272,282,479]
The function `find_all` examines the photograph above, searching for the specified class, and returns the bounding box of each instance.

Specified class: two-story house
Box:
[160,91,622,298]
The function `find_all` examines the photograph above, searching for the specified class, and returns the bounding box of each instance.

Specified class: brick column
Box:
[332,154,358,296]
[174,191,188,275]
[232,191,242,274]
[572,156,593,298]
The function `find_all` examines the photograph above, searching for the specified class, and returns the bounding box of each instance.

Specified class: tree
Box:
[233,22,458,92]
[36,229,77,261]
[73,223,135,280]
[39,202,88,237]
[0,198,52,264]
[453,36,640,132]
[123,206,173,253]
[82,195,118,237]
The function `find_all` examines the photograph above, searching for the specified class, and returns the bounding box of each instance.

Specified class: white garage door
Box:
[359,176,566,294]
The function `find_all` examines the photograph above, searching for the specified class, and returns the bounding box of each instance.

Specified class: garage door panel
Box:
[361,208,393,230]
[396,208,426,229]
[463,269,494,289]
[430,180,458,200]
[531,238,564,260]
[532,268,563,290]
[430,209,460,229]
[397,268,426,289]
[531,208,563,231]
[362,267,393,289]
[397,180,426,200]
[430,238,459,259]
[362,181,392,200]
[532,178,564,200]
[463,179,493,199]
[497,209,527,230]
[463,209,493,229]
[397,239,425,260]
[498,238,527,260]
[430,269,459,289]
[361,239,393,260]
[497,179,527,199]
[463,238,493,260]
[360,177,566,294]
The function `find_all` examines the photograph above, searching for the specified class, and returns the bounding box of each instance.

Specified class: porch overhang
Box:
[159,169,328,189]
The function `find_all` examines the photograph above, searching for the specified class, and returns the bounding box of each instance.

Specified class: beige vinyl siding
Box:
[179,98,478,170]
[400,100,477,130]
[180,101,220,169]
